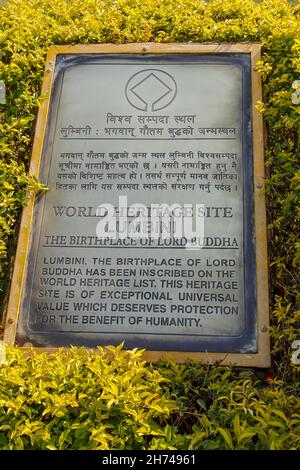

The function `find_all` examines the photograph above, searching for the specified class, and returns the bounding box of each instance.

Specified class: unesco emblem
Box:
[125,69,177,112]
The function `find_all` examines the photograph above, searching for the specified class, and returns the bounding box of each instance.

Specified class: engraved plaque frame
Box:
[3,43,270,367]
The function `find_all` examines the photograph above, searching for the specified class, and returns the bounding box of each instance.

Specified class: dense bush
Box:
[0,345,299,450]
[0,0,299,450]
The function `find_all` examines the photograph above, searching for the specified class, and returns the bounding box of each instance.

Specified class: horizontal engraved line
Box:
[59,137,237,141]
[42,245,239,249]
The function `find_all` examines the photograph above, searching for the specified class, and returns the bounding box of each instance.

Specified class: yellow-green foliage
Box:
[0,345,299,450]
[0,0,299,450]
[0,345,178,450]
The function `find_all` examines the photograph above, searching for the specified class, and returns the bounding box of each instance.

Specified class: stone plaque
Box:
[4,44,270,366]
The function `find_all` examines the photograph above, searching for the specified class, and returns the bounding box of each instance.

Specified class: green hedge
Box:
[0,345,299,450]
[0,0,299,450]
